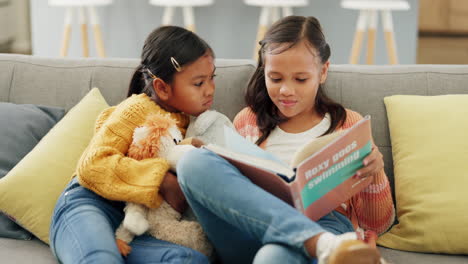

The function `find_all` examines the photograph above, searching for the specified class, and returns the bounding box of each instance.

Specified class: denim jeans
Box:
[49,177,209,264]
[177,149,354,264]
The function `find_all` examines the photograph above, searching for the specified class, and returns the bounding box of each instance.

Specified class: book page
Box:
[205,144,295,181]
[222,126,288,167]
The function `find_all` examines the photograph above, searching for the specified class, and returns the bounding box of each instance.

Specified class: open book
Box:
[203,116,373,221]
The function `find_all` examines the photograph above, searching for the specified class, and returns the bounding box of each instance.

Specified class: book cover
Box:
[203,116,373,221]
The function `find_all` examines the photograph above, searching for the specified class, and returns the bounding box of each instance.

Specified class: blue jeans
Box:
[49,177,209,264]
[177,149,354,264]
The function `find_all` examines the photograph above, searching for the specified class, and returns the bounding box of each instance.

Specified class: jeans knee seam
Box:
[61,211,86,262]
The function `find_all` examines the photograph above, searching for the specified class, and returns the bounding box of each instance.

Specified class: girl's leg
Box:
[50,178,125,264]
[50,178,208,264]
[177,149,328,263]
[317,211,355,235]
[252,211,355,264]
[253,244,315,264]
[127,235,208,264]
[181,188,263,264]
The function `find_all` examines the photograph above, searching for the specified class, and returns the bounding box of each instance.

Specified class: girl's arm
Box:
[344,110,395,234]
[76,105,170,209]
[233,107,260,143]
[352,170,395,235]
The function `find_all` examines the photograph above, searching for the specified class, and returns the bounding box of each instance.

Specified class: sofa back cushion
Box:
[323,65,468,199]
[0,55,254,121]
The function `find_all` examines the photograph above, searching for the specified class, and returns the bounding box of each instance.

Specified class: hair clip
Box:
[147,68,158,79]
[171,57,182,72]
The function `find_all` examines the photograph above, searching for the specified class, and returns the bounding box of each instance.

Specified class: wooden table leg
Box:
[271,6,280,23]
[183,6,196,32]
[60,7,73,57]
[382,10,398,64]
[253,6,270,60]
[162,6,174,26]
[366,9,378,65]
[79,6,89,57]
[349,10,368,64]
[282,6,293,17]
[89,6,106,57]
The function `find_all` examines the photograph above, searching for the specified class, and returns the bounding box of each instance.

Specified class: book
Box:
[203,116,374,221]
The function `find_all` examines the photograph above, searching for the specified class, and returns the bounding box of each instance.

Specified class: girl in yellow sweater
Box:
[49,26,216,264]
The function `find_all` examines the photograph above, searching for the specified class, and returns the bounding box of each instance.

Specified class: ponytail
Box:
[127,65,145,97]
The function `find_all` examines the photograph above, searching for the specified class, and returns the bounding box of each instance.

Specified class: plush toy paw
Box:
[116,238,132,257]
[123,211,149,236]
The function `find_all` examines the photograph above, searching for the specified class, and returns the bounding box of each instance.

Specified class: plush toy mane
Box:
[128,114,177,160]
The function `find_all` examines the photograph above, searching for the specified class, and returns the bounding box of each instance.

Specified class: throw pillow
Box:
[378,95,468,254]
[0,88,109,244]
[0,103,65,240]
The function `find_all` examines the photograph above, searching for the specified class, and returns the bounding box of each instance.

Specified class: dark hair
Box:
[245,16,346,145]
[127,26,214,97]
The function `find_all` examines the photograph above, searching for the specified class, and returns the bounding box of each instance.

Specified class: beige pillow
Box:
[0,88,109,244]
[378,95,468,254]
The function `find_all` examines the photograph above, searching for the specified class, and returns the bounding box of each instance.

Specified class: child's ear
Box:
[320,61,330,84]
[152,78,172,100]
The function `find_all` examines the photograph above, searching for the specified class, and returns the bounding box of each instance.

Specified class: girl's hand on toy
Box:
[190,138,205,148]
[179,137,205,148]
[160,171,188,214]
[355,144,384,179]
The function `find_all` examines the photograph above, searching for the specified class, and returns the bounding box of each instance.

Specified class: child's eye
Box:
[269,77,281,83]
[210,74,217,80]
[296,78,308,83]
[194,81,204,87]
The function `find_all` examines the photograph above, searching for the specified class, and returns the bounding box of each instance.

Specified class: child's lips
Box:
[203,99,213,107]
[279,100,297,107]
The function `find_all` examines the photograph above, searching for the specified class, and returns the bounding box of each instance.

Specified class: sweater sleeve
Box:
[76,104,169,209]
[344,110,395,235]
[233,107,260,144]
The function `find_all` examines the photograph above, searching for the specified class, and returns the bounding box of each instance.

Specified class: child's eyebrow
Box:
[191,67,217,80]
[267,70,310,75]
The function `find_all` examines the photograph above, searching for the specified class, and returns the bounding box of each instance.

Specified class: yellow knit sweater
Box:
[76,94,189,209]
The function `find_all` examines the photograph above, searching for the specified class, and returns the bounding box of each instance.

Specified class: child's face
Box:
[263,41,329,122]
[164,53,216,116]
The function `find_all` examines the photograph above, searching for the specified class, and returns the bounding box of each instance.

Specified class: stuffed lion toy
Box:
[115,113,213,257]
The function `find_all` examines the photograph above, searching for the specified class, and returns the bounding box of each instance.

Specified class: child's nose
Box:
[205,82,215,96]
[279,84,294,96]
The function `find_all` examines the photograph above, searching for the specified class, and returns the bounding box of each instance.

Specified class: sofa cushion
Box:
[0,103,65,240]
[378,95,468,254]
[0,238,56,264]
[0,88,109,244]
[379,246,468,264]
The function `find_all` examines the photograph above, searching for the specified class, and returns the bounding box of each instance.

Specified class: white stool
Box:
[341,0,410,64]
[244,0,308,59]
[149,0,214,32]
[49,0,112,57]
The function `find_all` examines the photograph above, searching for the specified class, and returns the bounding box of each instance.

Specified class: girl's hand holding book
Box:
[355,144,384,179]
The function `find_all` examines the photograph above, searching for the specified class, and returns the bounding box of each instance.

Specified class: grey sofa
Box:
[1,54,467,264]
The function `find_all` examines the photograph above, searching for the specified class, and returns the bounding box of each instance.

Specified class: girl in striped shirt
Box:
[177,16,394,264]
